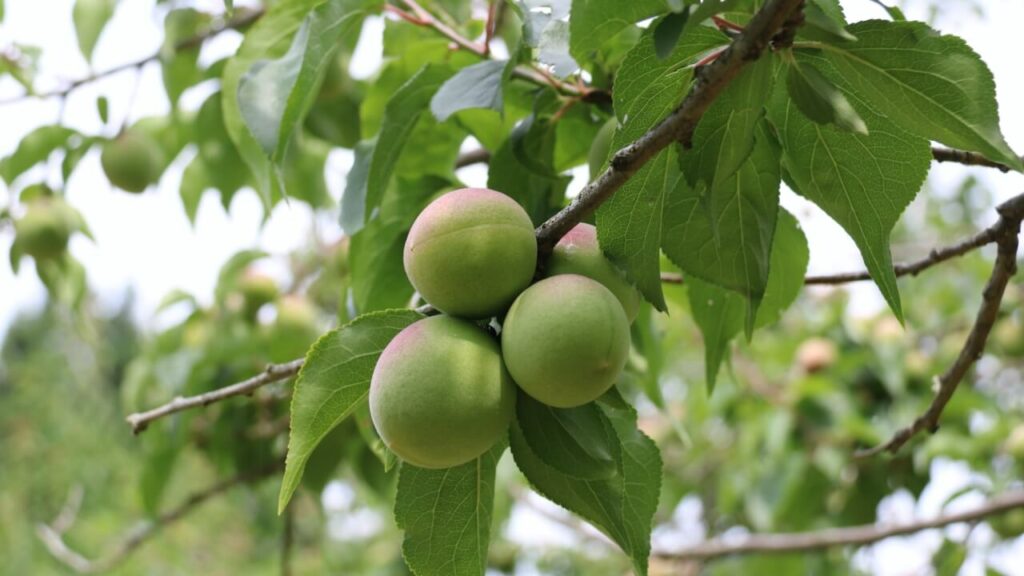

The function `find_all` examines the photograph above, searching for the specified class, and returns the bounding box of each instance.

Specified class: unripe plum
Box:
[546,223,640,322]
[100,130,164,193]
[370,315,515,469]
[501,275,630,408]
[404,188,536,319]
[14,198,78,260]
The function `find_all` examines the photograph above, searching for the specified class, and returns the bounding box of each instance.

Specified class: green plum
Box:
[370,315,515,469]
[100,130,164,193]
[501,275,630,408]
[403,188,536,319]
[546,223,640,321]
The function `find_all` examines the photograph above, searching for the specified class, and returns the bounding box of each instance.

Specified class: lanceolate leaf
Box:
[799,20,1022,171]
[597,24,728,311]
[785,58,867,135]
[569,0,668,61]
[510,401,661,575]
[665,121,782,331]
[72,0,116,63]
[238,0,376,162]
[516,392,620,480]
[767,55,931,321]
[687,209,809,390]
[0,125,77,184]
[347,64,455,227]
[395,442,505,576]
[430,60,507,121]
[679,54,776,188]
[223,0,320,206]
[278,309,422,513]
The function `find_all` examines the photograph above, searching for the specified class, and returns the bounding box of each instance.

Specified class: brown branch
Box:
[856,193,1024,458]
[654,489,1024,561]
[534,0,807,253]
[659,192,1012,287]
[125,359,303,434]
[37,463,281,574]
[455,147,491,168]
[0,8,265,105]
[932,146,1014,173]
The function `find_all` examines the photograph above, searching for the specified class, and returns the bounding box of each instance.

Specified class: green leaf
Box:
[569,0,667,61]
[179,155,209,224]
[932,540,967,576]
[801,20,1022,170]
[162,9,209,107]
[516,392,619,480]
[96,95,109,123]
[597,148,676,311]
[279,309,423,513]
[395,442,505,576]
[430,60,507,122]
[867,0,905,20]
[72,0,116,63]
[222,0,322,207]
[767,53,931,321]
[664,120,782,331]
[349,64,454,226]
[237,0,375,162]
[350,174,447,313]
[538,19,578,77]
[510,401,661,575]
[653,11,688,59]
[800,0,856,42]
[785,58,867,135]
[680,54,775,188]
[0,125,77,184]
[340,139,374,236]
[488,116,570,225]
[684,0,739,32]
[687,209,808,390]
[596,24,728,311]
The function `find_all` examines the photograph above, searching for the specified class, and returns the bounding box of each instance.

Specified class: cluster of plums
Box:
[369,188,640,469]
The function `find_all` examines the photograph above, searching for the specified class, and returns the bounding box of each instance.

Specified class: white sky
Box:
[1,1,1024,573]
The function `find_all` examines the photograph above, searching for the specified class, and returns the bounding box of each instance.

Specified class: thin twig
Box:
[654,489,1024,561]
[932,146,1014,173]
[659,192,1012,287]
[125,359,303,434]
[455,147,491,168]
[37,463,281,574]
[534,0,807,254]
[856,193,1024,458]
[0,8,264,105]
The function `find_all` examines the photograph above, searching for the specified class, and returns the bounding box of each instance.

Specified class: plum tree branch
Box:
[36,463,281,574]
[534,0,807,253]
[856,193,1024,458]
[125,358,303,434]
[653,489,1024,562]
[0,8,265,105]
[660,189,1019,287]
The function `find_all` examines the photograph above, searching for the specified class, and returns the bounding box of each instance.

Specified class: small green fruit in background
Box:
[403,188,536,319]
[14,197,79,260]
[502,275,630,408]
[546,223,640,322]
[237,270,279,316]
[100,130,164,193]
[588,116,616,181]
[1005,424,1024,459]
[990,508,1024,539]
[370,315,515,469]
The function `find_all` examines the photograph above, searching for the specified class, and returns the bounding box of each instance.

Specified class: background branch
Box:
[932,146,1016,172]
[653,489,1024,561]
[856,193,1024,458]
[37,463,281,574]
[0,8,264,105]
[125,358,303,433]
